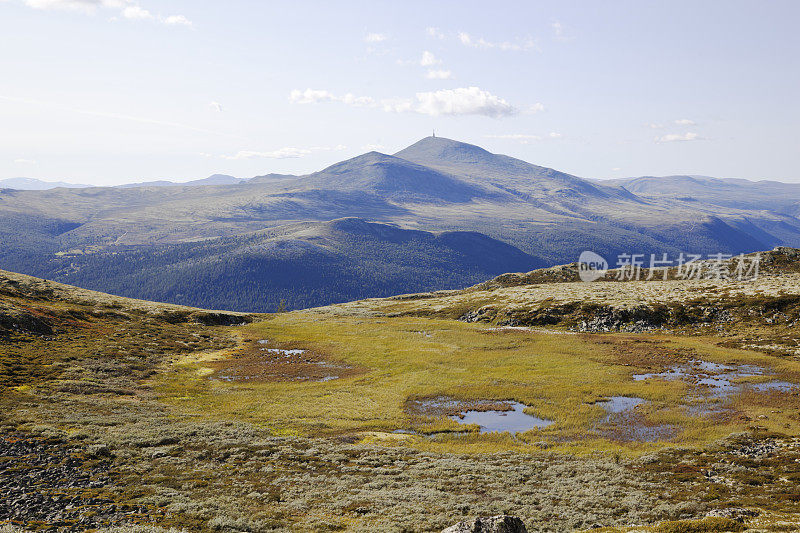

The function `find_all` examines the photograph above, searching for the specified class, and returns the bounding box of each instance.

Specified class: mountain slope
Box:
[301,151,497,202]
[394,136,617,199]
[23,218,542,312]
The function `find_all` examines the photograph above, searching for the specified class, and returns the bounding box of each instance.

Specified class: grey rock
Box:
[442,515,528,533]
[706,507,760,522]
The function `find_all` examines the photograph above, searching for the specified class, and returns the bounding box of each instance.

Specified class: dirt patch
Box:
[596,335,698,373]
[405,396,514,418]
[209,340,363,383]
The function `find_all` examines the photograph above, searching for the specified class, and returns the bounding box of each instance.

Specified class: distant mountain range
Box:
[604,175,800,217]
[1,174,249,190]
[0,177,93,190]
[1,136,799,311]
[1,172,303,191]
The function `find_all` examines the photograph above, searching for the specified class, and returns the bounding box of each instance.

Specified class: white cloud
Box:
[364,32,387,43]
[23,0,113,12]
[425,69,453,80]
[485,132,563,143]
[221,145,345,160]
[122,4,150,19]
[13,158,37,164]
[674,118,696,125]
[408,87,517,117]
[426,26,445,40]
[647,123,664,129]
[458,32,537,51]
[210,101,222,112]
[486,134,542,141]
[656,132,701,143]
[20,0,192,26]
[289,89,375,107]
[362,143,386,151]
[223,148,311,160]
[529,102,545,113]
[551,21,571,42]
[340,93,376,107]
[288,89,337,104]
[161,14,191,26]
[290,86,519,118]
[420,50,440,66]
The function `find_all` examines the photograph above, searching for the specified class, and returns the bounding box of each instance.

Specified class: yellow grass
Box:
[157,312,800,455]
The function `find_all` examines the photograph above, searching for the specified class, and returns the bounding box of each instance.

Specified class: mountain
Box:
[2,136,800,311]
[0,177,92,190]
[395,136,612,199]
[116,174,245,188]
[301,151,495,202]
[33,217,542,312]
[605,175,800,217]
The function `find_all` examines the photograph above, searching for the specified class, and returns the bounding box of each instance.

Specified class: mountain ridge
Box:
[2,136,800,311]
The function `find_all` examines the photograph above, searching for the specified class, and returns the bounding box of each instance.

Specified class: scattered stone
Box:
[442,515,528,533]
[706,507,760,522]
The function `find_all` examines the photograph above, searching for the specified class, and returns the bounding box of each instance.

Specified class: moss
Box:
[655,517,744,532]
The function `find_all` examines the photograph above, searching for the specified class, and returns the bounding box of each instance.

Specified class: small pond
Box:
[450,402,553,434]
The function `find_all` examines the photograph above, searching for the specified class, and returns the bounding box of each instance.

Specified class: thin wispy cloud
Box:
[220,145,346,160]
[425,69,453,80]
[457,32,538,52]
[17,0,191,26]
[210,102,223,113]
[288,89,375,107]
[289,87,519,118]
[649,119,696,128]
[426,26,445,40]
[0,94,247,140]
[420,50,441,66]
[13,158,37,165]
[550,21,572,42]
[121,4,150,20]
[361,143,386,151]
[485,131,562,143]
[364,32,388,43]
[161,14,191,26]
[656,132,701,143]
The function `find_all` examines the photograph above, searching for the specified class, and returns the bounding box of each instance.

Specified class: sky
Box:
[0,0,798,186]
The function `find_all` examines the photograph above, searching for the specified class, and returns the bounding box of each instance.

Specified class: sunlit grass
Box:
[157,312,800,454]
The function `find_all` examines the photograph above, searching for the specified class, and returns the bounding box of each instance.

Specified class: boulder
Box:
[442,515,527,533]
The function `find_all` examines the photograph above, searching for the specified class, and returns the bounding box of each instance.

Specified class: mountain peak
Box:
[394,136,493,164]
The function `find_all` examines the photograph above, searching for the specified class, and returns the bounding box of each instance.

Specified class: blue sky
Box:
[1,0,798,185]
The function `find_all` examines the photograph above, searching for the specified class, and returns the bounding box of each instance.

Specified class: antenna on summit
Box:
[432,129,436,138]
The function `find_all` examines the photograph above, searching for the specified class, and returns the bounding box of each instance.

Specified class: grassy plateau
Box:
[2,248,800,531]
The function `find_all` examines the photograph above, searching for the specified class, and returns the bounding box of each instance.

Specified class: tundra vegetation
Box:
[2,248,800,531]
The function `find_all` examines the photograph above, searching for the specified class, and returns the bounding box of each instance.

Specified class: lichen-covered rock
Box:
[442,515,527,533]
